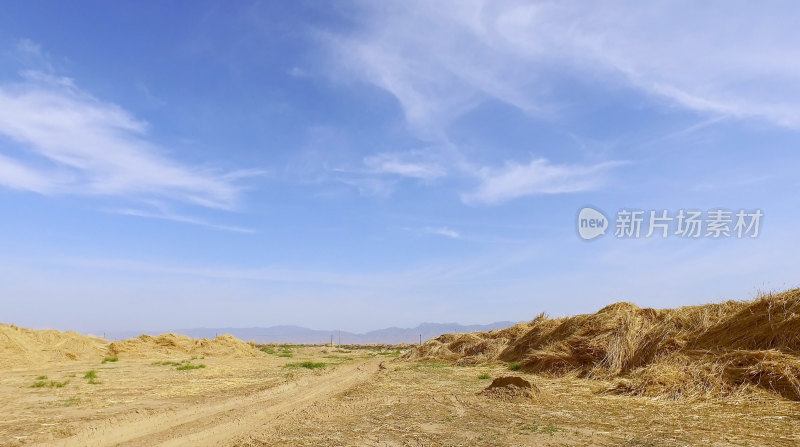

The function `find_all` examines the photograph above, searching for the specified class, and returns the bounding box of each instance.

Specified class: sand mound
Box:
[108,333,262,359]
[406,288,800,400]
[0,324,107,368]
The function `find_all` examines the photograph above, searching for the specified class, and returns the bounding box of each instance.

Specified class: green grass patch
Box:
[508,362,522,371]
[83,370,100,385]
[36,375,48,380]
[176,363,206,371]
[152,359,206,370]
[153,360,182,367]
[284,361,327,370]
[33,379,69,388]
[377,350,402,357]
[259,345,294,357]
[101,357,118,364]
[478,373,492,380]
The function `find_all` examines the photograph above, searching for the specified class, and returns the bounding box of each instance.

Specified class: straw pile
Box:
[407,320,536,364]
[0,323,107,368]
[1,325,263,368]
[405,288,800,400]
[479,376,539,401]
[107,333,262,359]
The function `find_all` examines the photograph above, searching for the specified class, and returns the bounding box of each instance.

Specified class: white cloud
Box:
[109,207,256,234]
[423,226,461,239]
[331,1,800,131]
[333,176,396,198]
[330,2,543,139]
[463,158,625,205]
[363,151,445,180]
[12,39,54,72]
[0,152,61,193]
[0,70,259,209]
[320,1,800,203]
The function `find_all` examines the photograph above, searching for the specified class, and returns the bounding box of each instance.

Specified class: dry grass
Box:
[405,288,800,400]
[107,333,262,359]
[2,346,798,446]
[241,360,800,446]
[0,324,107,368]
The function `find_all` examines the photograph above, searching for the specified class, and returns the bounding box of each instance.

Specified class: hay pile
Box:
[407,320,535,364]
[480,376,539,401]
[1,325,263,368]
[107,333,262,359]
[0,324,107,368]
[405,288,800,400]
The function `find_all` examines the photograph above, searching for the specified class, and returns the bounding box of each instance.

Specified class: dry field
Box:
[0,345,798,446]
[3,289,800,446]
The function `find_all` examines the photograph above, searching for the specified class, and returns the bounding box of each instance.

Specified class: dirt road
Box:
[32,358,381,447]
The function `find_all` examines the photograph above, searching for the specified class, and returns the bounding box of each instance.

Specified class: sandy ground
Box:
[1,347,798,447]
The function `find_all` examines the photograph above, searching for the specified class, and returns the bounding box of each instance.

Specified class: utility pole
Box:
[330,334,333,347]
[419,334,422,345]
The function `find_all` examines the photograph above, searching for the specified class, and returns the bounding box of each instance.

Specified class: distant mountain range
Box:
[105,321,516,344]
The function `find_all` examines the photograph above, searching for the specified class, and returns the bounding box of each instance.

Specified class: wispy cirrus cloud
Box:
[0,65,260,210]
[320,1,800,204]
[9,39,54,73]
[423,226,461,239]
[363,151,446,180]
[109,206,256,234]
[329,2,539,140]
[0,151,60,193]
[463,158,626,205]
[332,1,800,131]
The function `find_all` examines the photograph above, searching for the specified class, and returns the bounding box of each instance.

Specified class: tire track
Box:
[34,359,381,447]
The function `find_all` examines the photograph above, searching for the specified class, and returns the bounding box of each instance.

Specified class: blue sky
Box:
[1,1,799,333]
